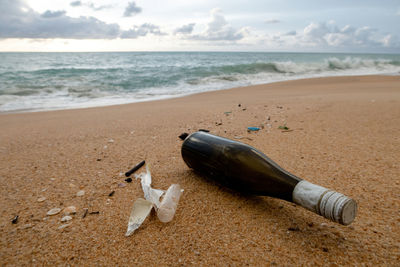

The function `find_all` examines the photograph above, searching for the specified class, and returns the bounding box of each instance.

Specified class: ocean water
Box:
[0,52,399,112]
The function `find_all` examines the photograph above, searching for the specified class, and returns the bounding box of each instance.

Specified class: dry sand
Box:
[0,75,399,266]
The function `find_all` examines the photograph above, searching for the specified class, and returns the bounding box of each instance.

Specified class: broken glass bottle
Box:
[181,131,357,225]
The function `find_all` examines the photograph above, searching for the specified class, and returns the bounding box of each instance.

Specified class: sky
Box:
[0,0,399,52]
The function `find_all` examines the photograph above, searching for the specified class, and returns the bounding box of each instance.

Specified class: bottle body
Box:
[181,131,357,225]
[181,131,301,201]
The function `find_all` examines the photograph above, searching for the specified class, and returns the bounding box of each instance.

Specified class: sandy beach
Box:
[0,75,399,266]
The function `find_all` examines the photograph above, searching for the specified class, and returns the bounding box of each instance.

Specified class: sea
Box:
[0,52,399,113]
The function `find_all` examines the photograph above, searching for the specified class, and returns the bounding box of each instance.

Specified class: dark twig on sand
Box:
[125,160,145,177]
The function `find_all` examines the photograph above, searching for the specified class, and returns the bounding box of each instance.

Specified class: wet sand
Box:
[0,75,399,266]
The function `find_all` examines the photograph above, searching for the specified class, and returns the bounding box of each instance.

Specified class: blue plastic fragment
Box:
[247,127,260,131]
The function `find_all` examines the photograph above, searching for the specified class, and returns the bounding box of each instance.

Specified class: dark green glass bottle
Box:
[181,131,357,225]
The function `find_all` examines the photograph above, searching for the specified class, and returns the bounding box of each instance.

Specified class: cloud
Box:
[265,19,280,24]
[124,1,142,17]
[189,8,247,41]
[121,23,166,39]
[301,22,384,48]
[87,3,112,11]
[70,1,112,11]
[284,30,297,36]
[70,1,81,7]
[0,0,120,39]
[41,10,67,18]
[261,21,399,50]
[174,23,195,35]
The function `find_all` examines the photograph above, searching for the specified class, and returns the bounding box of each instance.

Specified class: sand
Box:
[0,75,399,266]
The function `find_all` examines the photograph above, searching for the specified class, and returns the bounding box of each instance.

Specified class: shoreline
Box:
[1,74,399,115]
[1,75,399,265]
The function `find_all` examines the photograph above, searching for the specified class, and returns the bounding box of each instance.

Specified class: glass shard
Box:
[125,198,153,237]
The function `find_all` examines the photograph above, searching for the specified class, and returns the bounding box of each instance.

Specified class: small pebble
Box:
[125,178,132,183]
[21,224,32,229]
[108,191,115,197]
[108,139,114,143]
[37,197,46,202]
[63,206,77,215]
[11,215,19,224]
[61,216,72,222]
[47,208,62,216]
[58,223,71,230]
[118,183,126,188]
[50,178,56,181]
[82,208,89,218]
[76,190,85,197]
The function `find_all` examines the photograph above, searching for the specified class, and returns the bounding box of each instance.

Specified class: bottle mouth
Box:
[317,191,357,225]
[293,180,357,225]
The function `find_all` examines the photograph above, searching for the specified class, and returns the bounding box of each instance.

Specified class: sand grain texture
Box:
[0,76,399,266]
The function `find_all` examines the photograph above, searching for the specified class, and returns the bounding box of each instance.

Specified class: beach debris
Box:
[126,198,153,236]
[247,127,260,132]
[11,215,19,224]
[89,211,100,215]
[118,183,127,188]
[37,197,46,202]
[47,208,62,216]
[108,191,115,197]
[61,216,72,222]
[179,133,189,140]
[278,124,290,130]
[125,164,183,236]
[224,111,232,115]
[108,139,115,143]
[288,226,300,232]
[157,184,182,223]
[63,206,77,215]
[234,136,253,141]
[76,190,85,197]
[125,178,133,183]
[82,208,89,218]
[198,129,210,133]
[215,121,223,126]
[136,164,165,207]
[238,103,241,107]
[125,160,145,177]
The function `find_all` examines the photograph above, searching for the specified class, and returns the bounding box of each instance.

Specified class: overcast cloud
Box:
[174,23,196,35]
[0,0,157,39]
[0,0,398,51]
[189,8,248,41]
[120,23,165,38]
[123,1,142,17]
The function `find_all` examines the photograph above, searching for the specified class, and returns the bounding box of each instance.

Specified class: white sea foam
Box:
[0,53,399,112]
